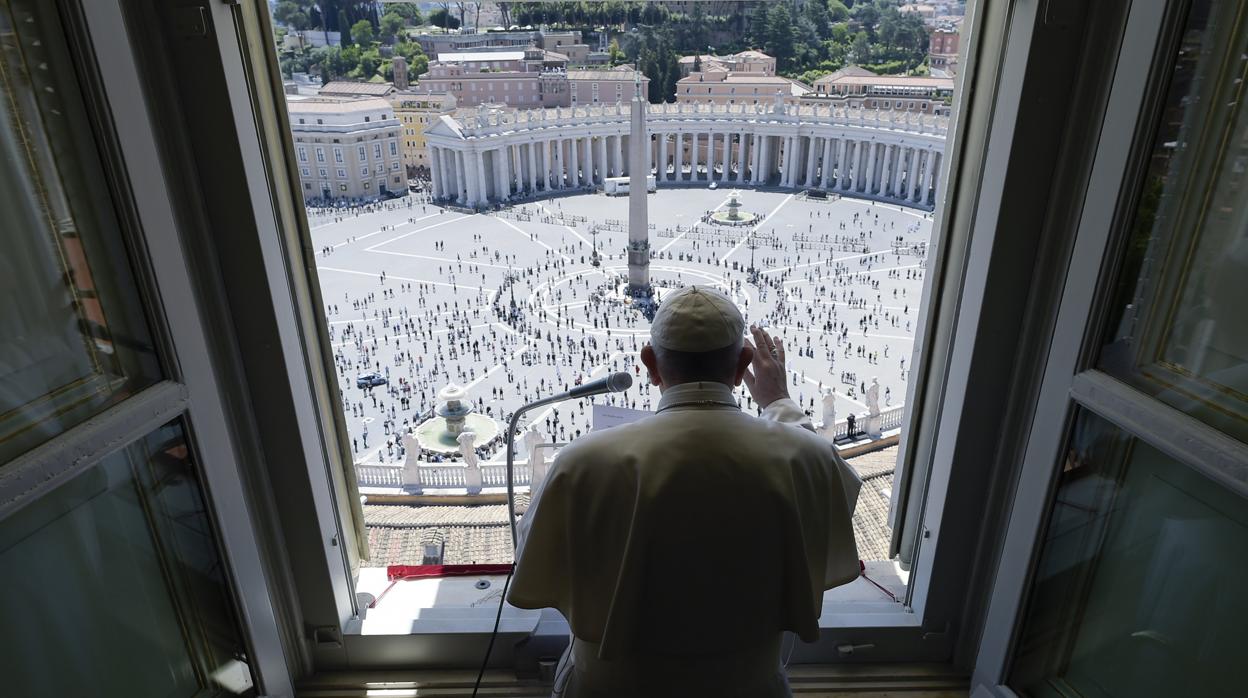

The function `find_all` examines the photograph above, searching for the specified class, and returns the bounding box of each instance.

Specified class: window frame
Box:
[0,0,298,693]
[968,0,1248,693]
[92,0,1170,683]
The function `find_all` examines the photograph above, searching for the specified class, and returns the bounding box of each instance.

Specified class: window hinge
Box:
[309,625,342,648]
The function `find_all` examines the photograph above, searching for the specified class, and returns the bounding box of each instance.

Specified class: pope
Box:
[508,284,861,698]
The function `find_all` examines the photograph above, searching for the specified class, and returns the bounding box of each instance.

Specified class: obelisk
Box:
[627,73,650,295]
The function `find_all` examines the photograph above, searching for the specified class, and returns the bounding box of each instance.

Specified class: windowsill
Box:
[349,560,912,637]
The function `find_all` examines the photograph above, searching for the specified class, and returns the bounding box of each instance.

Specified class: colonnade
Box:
[427,108,944,210]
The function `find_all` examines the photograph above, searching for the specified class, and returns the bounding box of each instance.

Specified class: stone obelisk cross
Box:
[627,73,651,296]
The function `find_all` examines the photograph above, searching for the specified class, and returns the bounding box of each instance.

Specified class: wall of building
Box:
[425,102,947,211]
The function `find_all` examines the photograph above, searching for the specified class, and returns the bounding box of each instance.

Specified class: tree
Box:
[338,9,351,43]
[763,3,797,71]
[429,7,459,29]
[828,1,850,23]
[387,4,422,24]
[379,12,405,43]
[607,38,625,66]
[273,1,310,30]
[351,19,374,45]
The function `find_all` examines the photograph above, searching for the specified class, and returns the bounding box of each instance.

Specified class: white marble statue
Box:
[821,390,837,430]
[866,377,881,417]
[523,425,544,468]
[457,430,478,468]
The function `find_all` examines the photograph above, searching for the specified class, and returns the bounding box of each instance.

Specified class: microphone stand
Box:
[505,394,566,551]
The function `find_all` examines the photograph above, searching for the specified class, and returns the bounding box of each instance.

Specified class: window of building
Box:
[315,147,324,162]
[373,143,382,159]
[333,147,343,163]
[389,141,397,157]
[297,146,306,162]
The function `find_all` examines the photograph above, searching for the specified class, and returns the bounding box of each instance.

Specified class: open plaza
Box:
[309,186,933,472]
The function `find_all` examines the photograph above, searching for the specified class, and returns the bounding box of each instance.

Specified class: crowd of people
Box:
[315,193,930,469]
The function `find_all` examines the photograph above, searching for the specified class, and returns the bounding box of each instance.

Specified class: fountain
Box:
[709,191,759,225]
[412,384,500,455]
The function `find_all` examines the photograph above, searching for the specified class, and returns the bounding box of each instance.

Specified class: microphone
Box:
[504,371,634,548]
[561,371,633,400]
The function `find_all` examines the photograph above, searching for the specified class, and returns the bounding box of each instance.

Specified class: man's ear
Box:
[733,344,755,386]
[640,344,663,386]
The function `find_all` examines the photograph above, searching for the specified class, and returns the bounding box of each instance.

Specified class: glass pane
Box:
[1009,409,1248,697]
[0,421,255,697]
[1099,0,1248,441]
[0,0,161,465]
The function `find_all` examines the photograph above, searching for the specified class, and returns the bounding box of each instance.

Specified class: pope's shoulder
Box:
[552,406,835,472]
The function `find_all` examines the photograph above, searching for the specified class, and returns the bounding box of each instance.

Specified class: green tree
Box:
[379,12,405,43]
[351,19,374,45]
[607,38,625,66]
[388,4,422,24]
[764,3,797,71]
[828,1,850,22]
[428,8,459,29]
[338,10,351,43]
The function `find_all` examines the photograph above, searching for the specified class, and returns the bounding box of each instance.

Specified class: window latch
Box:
[836,643,875,656]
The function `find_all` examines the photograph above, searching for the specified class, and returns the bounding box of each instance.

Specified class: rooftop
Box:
[319,81,396,97]
[286,96,393,114]
[816,73,955,89]
[435,50,527,63]
[567,69,649,81]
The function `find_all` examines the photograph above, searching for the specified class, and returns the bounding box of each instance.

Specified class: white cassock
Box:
[507,381,861,698]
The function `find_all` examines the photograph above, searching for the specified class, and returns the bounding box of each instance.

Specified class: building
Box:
[413,29,592,66]
[676,68,811,106]
[286,97,405,201]
[392,56,410,90]
[424,100,946,209]
[568,68,650,106]
[928,22,963,74]
[390,91,457,177]
[413,29,542,57]
[808,67,956,116]
[318,81,397,99]
[678,49,777,77]
[419,49,645,109]
[417,46,570,108]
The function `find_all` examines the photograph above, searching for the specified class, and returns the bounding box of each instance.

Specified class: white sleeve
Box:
[760,397,815,432]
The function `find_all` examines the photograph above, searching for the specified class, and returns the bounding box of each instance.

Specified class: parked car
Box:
[356,372,387,389]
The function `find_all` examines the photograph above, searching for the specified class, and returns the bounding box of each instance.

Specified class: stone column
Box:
[908,147,921,202]
[746,134,757,184]
[428,147,442,199]
[921,148,938,204]
[497,147,510,200]
[707,132,716,183]
[779,136,792,187]
[735,132,747,183]
[597,135,608,183]
[675,131,684,182]
[571,137,582,187]
[459,151,474,205]
[531,140,541,192]
[804,136,819,188]
[619,132,628,177]
[720,132,731,182]
[836,138,849,190]
[554,138,563,189]
[659,132,669,181]
[475,151,488,205]
[889,146,902,198]
[866,142,879,196]
[820,138,834,189]
[760,135,772,185]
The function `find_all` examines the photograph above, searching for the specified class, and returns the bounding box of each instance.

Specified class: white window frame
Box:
[970,0,1248,693]
[91,0,1168,686]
